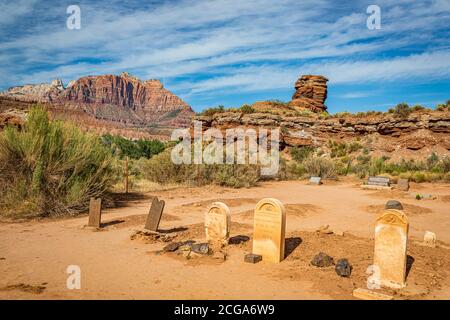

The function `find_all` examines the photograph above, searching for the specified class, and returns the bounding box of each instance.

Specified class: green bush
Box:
[142,148,262,188]
[291,146,315,163]
[303,156,336,179]
[102,134,165,159]
[0,106,116,218]
[199,105,225,116]
[239,104,255,114]
[388,103,411,118]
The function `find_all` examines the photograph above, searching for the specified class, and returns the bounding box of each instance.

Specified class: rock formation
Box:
[0,73,195,137]
[193,111,450,155]
[290,75,328,112]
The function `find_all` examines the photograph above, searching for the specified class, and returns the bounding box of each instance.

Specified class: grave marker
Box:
[373,205,409,289]
[205,202,231,245]
[308,176,322,185]
[252,198,286,263]
[88,197,102,228]
[397,178,410,191]
[144,197,165,232]
[368,176,390,187]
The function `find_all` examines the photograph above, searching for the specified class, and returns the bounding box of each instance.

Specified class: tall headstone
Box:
[144,197,165,232]
[88,197,102,228]
[205,202,231,245]
[373,205,409,289]
[252,198,286,263]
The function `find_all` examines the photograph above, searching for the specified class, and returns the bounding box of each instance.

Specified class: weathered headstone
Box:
[252,198,286,263]
[88,197,102,228]
[385,200,403,210]
[397,178,410,191]
[144,197,165,232]
[308,176,322,185]
[368,176,390,187]
[205,202,231,245]
[373,205,409,289]
[423,231,436,248]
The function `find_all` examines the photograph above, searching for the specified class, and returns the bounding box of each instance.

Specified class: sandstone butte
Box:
[0,72,194,139]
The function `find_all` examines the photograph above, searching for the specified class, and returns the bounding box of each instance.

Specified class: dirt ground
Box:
[1,179,449,300]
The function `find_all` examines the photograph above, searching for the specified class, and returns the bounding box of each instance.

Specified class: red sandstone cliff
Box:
[0,72,194,136]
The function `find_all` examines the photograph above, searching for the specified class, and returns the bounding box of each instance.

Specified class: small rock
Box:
[191,243,210,255]
[162,242,182,252]
[244,253,262,264]
[385,200,403,210]
[228,235,250,245]
[316,225,333,234]
[335,258,352,277]
[311,252,334,267]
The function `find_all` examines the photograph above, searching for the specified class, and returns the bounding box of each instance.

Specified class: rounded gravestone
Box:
[205,202,231,246]
[252,198,286,263]
[385,200,403,210]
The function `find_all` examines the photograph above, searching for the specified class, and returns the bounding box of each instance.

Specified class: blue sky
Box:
[0,0,449,113]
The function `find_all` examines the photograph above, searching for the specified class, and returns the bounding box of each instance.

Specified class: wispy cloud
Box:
[0,0,449,111]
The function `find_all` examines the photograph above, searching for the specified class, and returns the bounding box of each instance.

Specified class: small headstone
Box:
[423,231,436,248]
[385,200,403,210]
[252,198,286,263]
[397,178,410,191]
[367,176,390,187]
[308,176,322,185]
[373,207,409,289]
[244,253,262,264]
[205,202,231,245]
[144,197,165,232]
[311,252,334,267]
[335,258,352,277]
[88,198,102,228]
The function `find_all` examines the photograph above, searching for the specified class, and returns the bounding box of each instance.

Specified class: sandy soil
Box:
[0,180,449,300]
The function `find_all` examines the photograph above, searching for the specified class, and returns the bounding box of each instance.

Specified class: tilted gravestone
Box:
[144,197,165,232]
[368,176,391,187]
[397,178,410,191]
[373,204,409,289]
[88,198,102,228]
[205,202,231,246]
[252,198,286,263]
[308,176,322,185]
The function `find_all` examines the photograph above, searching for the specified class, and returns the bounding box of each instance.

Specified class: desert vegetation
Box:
[0,106,116,218]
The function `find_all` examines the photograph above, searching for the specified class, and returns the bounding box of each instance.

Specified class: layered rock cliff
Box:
[0,73,194,137]
[193,111,450,158]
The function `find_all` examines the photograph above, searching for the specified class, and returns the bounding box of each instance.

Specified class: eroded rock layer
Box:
[290,75,328,112]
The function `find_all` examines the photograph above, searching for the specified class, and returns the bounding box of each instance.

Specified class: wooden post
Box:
[125,156,129,194]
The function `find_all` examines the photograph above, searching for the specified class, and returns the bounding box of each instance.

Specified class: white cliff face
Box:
[1,79,65,102]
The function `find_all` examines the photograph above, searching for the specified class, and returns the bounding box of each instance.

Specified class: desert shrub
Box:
[290,146,315,163]
[199,105,225,116]
[239,104,255,114]
[0,106,116,218]
[303,156,336,179]
[102,134,165,159]
[436,100,449,112]
[142,148,261,188]
[388,103,411,118]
